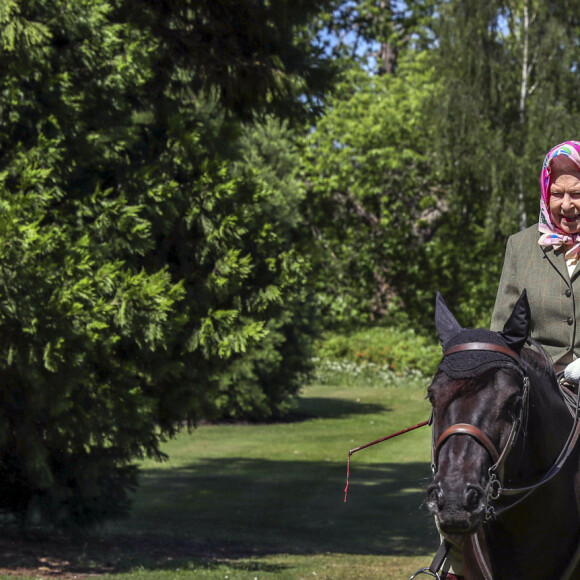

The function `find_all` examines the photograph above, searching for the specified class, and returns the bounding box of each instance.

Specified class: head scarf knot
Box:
[539,141,580,258]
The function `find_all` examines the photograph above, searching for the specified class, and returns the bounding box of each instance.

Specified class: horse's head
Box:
[426,291,531,536]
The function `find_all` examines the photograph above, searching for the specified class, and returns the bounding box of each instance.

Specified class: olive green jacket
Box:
[491,224,580,365]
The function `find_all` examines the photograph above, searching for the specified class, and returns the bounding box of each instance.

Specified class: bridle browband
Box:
[442,342,522,365]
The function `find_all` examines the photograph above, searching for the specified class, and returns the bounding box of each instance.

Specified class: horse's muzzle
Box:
[426,480,486,534]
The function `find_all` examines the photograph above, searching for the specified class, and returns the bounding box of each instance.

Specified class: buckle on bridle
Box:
[487,471,502,501]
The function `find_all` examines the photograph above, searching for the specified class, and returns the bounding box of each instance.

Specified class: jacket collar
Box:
[542,244,580,283]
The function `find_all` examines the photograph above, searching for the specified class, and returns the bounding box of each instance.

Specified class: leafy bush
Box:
[314,326,442,380]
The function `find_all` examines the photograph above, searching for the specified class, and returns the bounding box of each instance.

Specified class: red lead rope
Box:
[344,419,430,502]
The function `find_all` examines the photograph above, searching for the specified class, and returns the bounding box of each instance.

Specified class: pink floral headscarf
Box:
[538,140,580,258]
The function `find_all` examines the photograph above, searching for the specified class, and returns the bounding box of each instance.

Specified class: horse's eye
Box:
[505,392,522,418]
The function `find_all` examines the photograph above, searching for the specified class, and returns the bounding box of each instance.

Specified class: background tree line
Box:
[1,0,580,527]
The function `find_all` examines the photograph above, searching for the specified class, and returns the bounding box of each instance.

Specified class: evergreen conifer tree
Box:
[0,0,332,527]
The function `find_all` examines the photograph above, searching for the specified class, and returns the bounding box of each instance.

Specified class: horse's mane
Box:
[520,337,559,390]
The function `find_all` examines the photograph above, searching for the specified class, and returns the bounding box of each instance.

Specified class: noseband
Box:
[432,342,530,521]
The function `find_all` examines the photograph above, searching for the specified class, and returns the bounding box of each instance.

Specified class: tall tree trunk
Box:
[517,1,530,230]
[377,0,397,74]
[378,40,397,74]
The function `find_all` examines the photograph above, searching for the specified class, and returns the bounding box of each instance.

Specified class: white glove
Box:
[564,358,580,383]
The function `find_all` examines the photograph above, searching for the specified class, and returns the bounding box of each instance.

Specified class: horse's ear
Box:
[499,289,530,352]
[435,292,463,345]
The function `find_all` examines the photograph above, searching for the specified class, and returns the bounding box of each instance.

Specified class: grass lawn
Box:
[101,377,438,579]
[0,376,438,579]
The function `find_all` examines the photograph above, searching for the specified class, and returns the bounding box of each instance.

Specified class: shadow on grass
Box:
[0,531,294,577]
[0,457,435,576]
[113,457,437,563]
[0,390,429,577]
[204,398,390,425]
[0,461,435,577]
[289,396,391,421]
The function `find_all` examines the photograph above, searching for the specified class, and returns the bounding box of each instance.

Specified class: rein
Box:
[344,418,430,503]
[492,381,580,518]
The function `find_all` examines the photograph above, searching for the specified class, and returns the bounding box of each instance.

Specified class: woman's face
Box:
[549,166,580,234]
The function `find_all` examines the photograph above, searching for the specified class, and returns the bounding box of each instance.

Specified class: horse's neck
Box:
[518,369,573,473]
[486,371,580,578]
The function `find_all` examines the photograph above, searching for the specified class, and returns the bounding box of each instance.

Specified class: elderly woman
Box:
[491,140,580,375]
[437,141,580,580]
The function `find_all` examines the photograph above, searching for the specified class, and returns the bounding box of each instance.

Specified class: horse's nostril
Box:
[464,485,484,512]
[427,483,443,509]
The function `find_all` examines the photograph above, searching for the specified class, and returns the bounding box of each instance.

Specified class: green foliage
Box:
[0,0,331,528]
[314,325,441,383]
[127,0,337,122]
[304,0,580,331]
[415,0,580,325]
[316,0,437,72]
[302,52,442,327]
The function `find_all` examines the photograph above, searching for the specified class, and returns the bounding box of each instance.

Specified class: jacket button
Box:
[568,317,574,325]
[566,289,572,297]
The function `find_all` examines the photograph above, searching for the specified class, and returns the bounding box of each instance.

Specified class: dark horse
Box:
[426,290,580,580]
